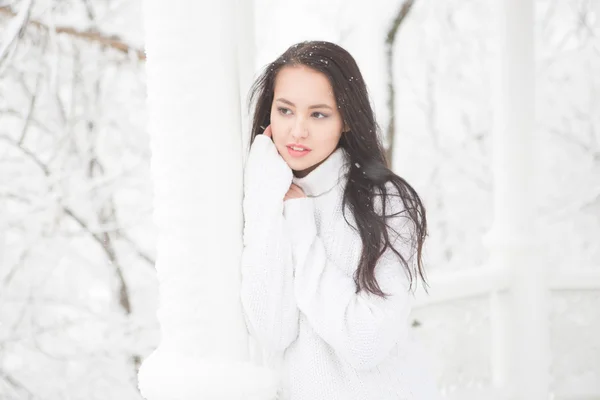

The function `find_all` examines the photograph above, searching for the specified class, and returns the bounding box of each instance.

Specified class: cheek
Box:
[316,117,343,136]
[269,110,290,136]
[269,111,287,147]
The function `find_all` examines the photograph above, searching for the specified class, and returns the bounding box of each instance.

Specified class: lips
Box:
[287,146,311,158]
[287,144,311,151]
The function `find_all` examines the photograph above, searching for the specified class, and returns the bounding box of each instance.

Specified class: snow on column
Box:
[138,1,279,399]
[487,0,550,398]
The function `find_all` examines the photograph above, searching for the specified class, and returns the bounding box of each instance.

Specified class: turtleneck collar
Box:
[292,146,350,197]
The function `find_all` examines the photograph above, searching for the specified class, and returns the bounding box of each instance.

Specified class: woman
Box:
[241,41,438,399]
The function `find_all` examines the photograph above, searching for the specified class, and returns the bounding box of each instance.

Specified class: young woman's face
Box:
[270,65,345,178]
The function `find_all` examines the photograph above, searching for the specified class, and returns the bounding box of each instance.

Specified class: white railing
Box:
[415,268,600,307]
[413,266,600,400]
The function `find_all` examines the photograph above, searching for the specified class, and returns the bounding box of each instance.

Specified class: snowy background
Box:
[0,0,599,398]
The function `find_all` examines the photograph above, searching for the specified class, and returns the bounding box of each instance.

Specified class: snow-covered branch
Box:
[0,0,33,63]
[0,5,145,60]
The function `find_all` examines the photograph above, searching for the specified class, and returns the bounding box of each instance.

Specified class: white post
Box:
[487,0,550,398]
[138,1,278,399]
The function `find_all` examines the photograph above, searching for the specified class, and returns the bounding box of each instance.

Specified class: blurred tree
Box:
[385,0,415,165]
[1,1,155,399]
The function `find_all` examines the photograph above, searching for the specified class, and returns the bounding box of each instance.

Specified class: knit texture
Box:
[241,134,439,400]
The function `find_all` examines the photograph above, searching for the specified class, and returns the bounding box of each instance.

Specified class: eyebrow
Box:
[275,98,333,110]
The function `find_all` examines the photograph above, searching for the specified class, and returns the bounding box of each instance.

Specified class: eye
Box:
[278,107,292,116]
[312,112,328,119]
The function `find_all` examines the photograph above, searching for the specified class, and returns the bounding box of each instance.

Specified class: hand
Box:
[263,125,302,202]
[244,123,293,207]
[284,183,306,201]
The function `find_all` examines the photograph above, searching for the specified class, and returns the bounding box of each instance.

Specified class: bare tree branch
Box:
[119,232,155,266]
[0,0,33,62]
[0,367,35,399]
[0,5,146,60]
[17,71,42,145]
[81,0,96,22]
[0,134,155,268]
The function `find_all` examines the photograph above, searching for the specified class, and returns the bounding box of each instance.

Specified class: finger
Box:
[290,189,303,198]
[292,185,305,196]
[263,125,272,138]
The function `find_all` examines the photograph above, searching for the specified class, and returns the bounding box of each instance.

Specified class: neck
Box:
[293,158,324,178]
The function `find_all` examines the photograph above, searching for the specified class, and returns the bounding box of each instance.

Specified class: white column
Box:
[0,198,5,272]
[236,0,256,156]
[487,0,550,399]
[138,1,278,399]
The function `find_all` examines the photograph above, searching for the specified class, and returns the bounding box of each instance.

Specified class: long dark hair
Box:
[247,41,428,296]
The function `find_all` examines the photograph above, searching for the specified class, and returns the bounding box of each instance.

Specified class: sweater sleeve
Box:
[282,185,416,371]
[240,134,300,353]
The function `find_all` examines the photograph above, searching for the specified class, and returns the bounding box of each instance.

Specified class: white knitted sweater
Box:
[241,135,439,400]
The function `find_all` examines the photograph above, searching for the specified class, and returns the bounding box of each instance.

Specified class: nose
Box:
[290,117,308,141]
